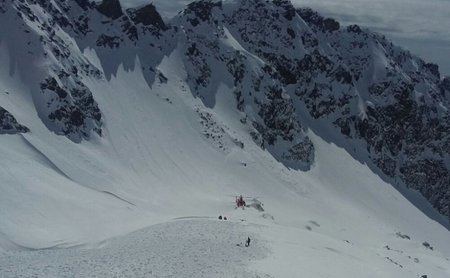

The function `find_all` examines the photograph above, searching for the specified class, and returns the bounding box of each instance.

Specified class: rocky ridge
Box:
[1,0,449,220]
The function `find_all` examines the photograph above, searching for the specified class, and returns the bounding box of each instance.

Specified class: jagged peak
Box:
[424,62,441,79]
[96,0,123,20]
[272,0,296,20]
[346,24,365,34]
[127,3,167,30]
[182,0,222,26]
[296,7,340,32]
[225,0,297,15]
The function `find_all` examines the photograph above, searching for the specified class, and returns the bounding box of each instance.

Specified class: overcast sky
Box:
[117,0,450,76]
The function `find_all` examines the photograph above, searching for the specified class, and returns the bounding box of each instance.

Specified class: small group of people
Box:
[218,215,227,220]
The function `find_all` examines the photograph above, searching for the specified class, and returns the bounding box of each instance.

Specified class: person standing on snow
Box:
[245,237,251,247]
[236,195,246,208]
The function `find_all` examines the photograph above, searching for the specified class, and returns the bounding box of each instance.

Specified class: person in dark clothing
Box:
[218,215,222,220]
[245,237,251,247]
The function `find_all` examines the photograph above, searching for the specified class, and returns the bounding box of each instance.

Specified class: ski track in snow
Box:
[0,219,269,278]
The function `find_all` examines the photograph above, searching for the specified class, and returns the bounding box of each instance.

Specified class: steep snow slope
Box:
[2,126,450,277]
[2,0,449,220]
[0,0,450,277]
[2,42,450,277]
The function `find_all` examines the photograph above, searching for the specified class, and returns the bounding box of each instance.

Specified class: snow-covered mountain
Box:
[0,0,449,277]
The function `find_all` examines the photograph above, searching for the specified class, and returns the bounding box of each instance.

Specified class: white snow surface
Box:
[0,2,450,277]
[1,219,268,277]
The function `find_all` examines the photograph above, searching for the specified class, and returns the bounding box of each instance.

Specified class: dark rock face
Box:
[255,85,299,145]
[128,4,166,30]
[7,0,105,142]
[273,0,296,20]
[0,107,29,134]
[74,0,94,11]
[96,0,123,20]
[424,63,440,79]
[440,77,450,98]
[291,7,450,219]
[282,138,314,164]
[347,24,362,33]
[96,34,121,48]
[223,0,309,86]
[40,74,102,141]
[7,0,172,143]
[251,79,315,169]
[297,8,340,32]
[178,0,314,169]
[184,0,222,26]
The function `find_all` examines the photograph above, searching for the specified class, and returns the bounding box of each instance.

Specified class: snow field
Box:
[0,219,268,278]
[0,1,450,276]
